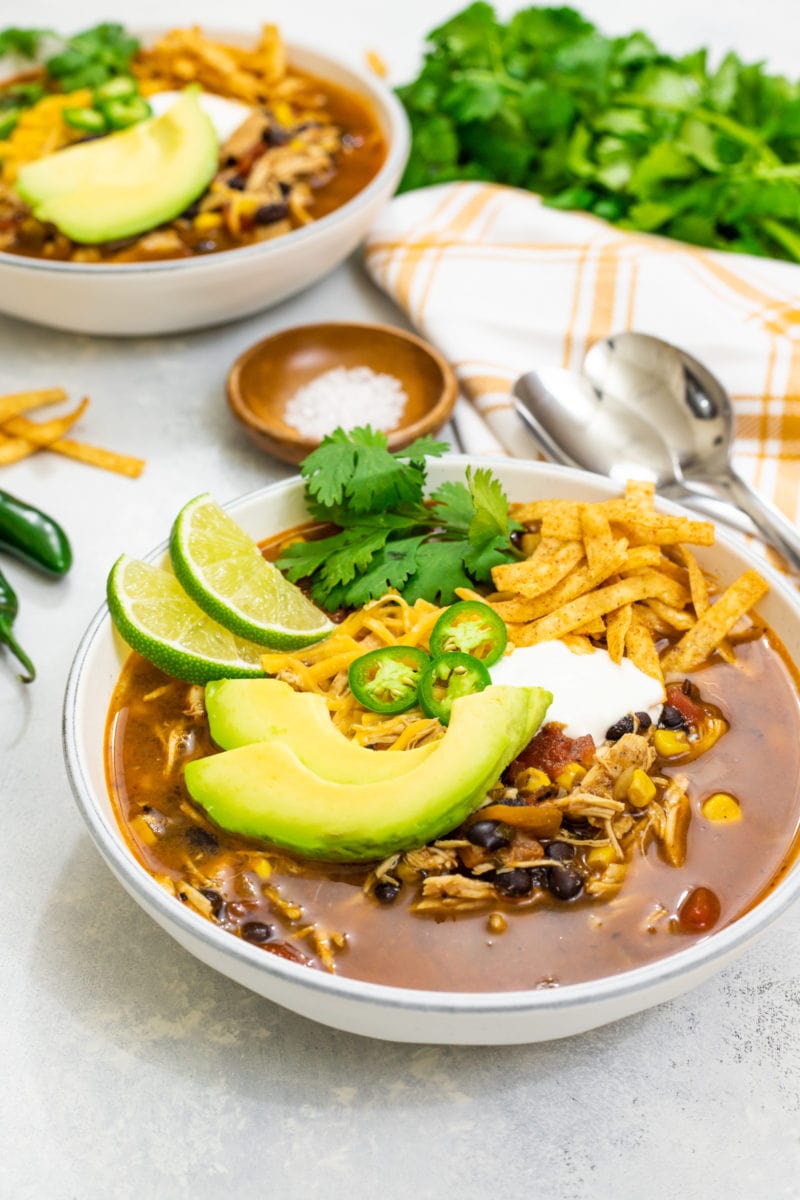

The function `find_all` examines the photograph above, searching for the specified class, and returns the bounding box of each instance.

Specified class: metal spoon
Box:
[583,332,800,570]
[513,367,678,485]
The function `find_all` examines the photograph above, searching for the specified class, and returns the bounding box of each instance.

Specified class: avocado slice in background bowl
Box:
[16,88,218,244]
[185,684,552,862]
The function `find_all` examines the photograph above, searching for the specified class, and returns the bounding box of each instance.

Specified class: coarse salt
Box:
[283,366,408,440]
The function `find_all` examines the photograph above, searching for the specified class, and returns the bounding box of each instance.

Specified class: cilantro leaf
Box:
[402,540,475,606]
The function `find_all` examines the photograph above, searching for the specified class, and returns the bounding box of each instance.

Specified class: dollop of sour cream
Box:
[148,91,253,142]
[489,641,666,745]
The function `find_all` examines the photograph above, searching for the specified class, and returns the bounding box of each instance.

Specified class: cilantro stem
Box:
[758,217,800,262]
[615,92,781,165]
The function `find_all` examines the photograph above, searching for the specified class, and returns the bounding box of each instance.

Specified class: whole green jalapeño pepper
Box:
[0,489,72,575]
[0,566,35,682]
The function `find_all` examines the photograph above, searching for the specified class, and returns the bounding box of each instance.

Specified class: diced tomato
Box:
[665,685,705,727]
[510,723,595,782]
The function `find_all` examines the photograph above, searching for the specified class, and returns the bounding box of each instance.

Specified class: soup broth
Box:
[105,633,800,992]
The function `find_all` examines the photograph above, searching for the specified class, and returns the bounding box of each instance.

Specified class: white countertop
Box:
[3,2,799,1197]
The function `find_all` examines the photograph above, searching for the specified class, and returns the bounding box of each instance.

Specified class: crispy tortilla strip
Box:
[560,634,595,654]
[513,570,688,647]
[0,387,67,424]
[660,569,769,673]
[632,602,671,637]
[491,537,584,598]
[677,546,709,615]
[491,546,625,623]
[580,504,616,577]
[623,545,662,571]
[624,478,656,514]
[645,597,696,631]
[606,604,632,664]
[573,616,606,637]
[618,514,715,547]
[626,609,664,684]
[0,400,88,464]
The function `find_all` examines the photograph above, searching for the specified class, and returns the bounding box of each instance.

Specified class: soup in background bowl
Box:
[0,27,409,334]
[63,460,800,1043]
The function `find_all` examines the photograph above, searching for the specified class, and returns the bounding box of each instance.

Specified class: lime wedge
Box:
[107,555,267,684]
[169,493,333,649]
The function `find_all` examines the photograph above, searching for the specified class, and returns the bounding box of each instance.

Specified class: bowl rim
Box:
[226,320,459,453]
[63,457,800,1017]
[0,38,410,277]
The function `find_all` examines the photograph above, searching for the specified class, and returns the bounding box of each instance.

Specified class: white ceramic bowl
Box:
[63,459,800,1043]
[0,44,409,336]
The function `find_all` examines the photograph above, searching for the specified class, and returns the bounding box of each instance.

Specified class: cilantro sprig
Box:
[277,426,521,609]
[398,3,800,262]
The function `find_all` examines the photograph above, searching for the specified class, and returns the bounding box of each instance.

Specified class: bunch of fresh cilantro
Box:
[397,3,800,262]
[276,427,521,609]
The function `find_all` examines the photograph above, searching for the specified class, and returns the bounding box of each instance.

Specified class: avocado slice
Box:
[204,678,436,782]
[185,684,552,862]
[16,89,218,244]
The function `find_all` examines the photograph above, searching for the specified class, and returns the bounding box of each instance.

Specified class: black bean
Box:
[635,711,652,731]
[241,921,274,944]
[374,881,400,904]
[255,201,290,225]
[547,864,583,901]
[659,704,688,730]
[529,867,550,890]
[605,714,635,741]
[227,175,247,190]
[494,868,533,897]
[497,795,527,807]
[546,840,575,862]
[467,820,509,851]
[185,826,218,851]
[263,125,290,146]
[181,201,201,220]
[199,888,224,918]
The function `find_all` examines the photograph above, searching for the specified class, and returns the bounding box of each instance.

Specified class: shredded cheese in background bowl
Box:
[283,366,408,440]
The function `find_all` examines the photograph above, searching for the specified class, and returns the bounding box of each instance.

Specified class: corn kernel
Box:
[701,792,742,823]
[587,845,617,868]
[654,728,690,758]
[193,212,222,232]
[627,768,657,808]
[516,767,551,793]
[556,762,586,790]
[253,859,273,880]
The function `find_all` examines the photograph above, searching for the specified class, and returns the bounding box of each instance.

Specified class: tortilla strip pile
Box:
[0,388,145,477]
[485,480,769,680]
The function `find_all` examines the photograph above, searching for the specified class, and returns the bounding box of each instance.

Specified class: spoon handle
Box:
[688,470,800,573]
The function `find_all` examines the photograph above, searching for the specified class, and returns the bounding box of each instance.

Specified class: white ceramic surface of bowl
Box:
[0,44,409,336]
[63,459,800,1044]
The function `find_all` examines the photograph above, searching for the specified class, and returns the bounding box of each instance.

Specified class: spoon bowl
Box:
[583,333,800,571]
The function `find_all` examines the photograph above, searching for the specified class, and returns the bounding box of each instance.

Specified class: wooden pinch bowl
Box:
[226,321,458,464]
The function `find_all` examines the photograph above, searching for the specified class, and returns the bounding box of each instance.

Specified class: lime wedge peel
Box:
[107,555,267,685]
[169,493,333,650]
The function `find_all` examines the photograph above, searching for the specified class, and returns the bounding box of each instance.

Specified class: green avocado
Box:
[204,677,436,782]
[184,684,552,862]
[16,89,218,244]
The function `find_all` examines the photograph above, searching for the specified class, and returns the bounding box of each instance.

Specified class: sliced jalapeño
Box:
[418,651,491,725]
[429,600,508,667]
[348,645,431,715]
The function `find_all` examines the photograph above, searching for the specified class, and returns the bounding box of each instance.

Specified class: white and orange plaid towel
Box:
[364,181,800,523]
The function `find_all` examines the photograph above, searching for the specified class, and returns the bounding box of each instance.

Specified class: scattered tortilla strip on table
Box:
[0,400,89,464]
[661,569,769,673]
[0,387,67,424]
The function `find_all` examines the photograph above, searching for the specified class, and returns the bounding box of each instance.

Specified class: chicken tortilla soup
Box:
[103,463,800,993]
